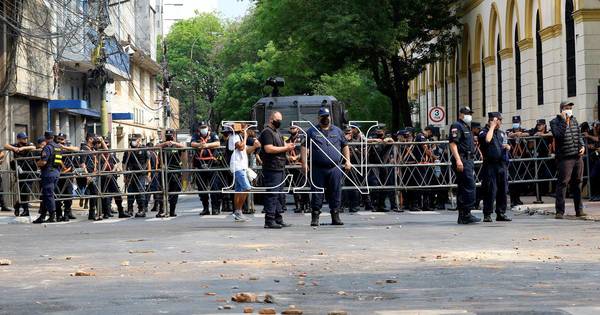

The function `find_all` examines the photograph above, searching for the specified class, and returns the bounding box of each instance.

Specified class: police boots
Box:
[264,214,282,229]
[200,201,210,216]
[156,202,166,218]
[331,210,344,226]
[32,210,46,224]
[457,211,481,224]
[20,204,30,217]
[88,205,96,220]
[169,203,177,217]
[310,210,320,227]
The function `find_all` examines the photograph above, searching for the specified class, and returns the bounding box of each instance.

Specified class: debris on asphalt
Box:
[258,308,276,314]
[126,239,146,242]
[249,276,259,280]
[128,249,154,254]
[337,291,347,296]
[120,261,130,266]
[0,259,12,265]
[385,279,398,283]
[72,270,95,276]
[231,292,257,303]
[65,256,72,260]
[263,294,275,304]
[243,306,254,313]
[328,311,348,315]
[282,307,303,315]
[205,292,217,296]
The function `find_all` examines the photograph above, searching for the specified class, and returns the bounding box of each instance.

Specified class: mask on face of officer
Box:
[200,128,209,136]
[130,140,138,148]
[165,134,174,141]
[512,123,520,130]
[320,116,330,127]
[272,119,282,129]
[463,114,473,124]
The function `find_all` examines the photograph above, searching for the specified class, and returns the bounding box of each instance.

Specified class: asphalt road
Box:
[1,196,600,315]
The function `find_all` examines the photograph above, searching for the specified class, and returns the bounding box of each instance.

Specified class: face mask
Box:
[165,135,174,141]
[200,128,208,136]
[272,120,281,129]
[463,115,472,124]
[563,109,573,117]
[290,130,298,136]
[130,141,138,148]
[512,123,520,129]
[320,117,330,126]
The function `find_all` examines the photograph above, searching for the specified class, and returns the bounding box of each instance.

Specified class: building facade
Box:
[411,0,600,131]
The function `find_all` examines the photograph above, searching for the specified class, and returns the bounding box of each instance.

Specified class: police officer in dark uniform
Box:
[470,122,483,210]
[33,131,62,224]
[478,112,512,222]
[449,107,481,224]
[507,115,529,207]
[54,133,79,221]
[98,138,130,218]
[191,121,223,215]
[302,107,351,226]
[287,123,310,213]
[80,133,101,220]
[155,129,186,217]
[4,132,37,216]
[123,134,151,218]
[146,141,161,213]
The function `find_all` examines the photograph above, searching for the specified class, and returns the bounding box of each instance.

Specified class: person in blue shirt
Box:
[448,106,481,224]
[33,131,62,224]
[478,112,512,223]
[301,107,351,227]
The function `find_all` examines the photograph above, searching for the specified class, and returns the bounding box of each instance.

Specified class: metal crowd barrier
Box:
[0,136,593,207]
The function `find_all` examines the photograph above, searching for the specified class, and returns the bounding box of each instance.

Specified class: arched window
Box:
[536,11,544,105]
[445,62,449,125]
[496,35,503,112]
[468,52,473,108]
[514,25,522,110]
[566,0,576,97]
[481,47,486,117]
[455,52,460,116]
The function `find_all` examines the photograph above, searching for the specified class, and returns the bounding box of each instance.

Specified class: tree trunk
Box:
[399,81,412,128]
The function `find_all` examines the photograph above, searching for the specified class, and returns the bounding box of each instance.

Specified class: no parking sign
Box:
[428,106,445,124]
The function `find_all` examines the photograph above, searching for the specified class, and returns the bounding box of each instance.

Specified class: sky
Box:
[163,0,254,33]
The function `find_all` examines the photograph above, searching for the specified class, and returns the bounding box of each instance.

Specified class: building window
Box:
[566,0,576,97]
[536,12,544,105]
[514,25,522,110]
[468,52,472,108]
[444,64,449,125]
[481,47,486,117]
[455,53,460,117]
[496,35,503,112]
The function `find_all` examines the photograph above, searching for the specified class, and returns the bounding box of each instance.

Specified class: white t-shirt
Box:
[228,134,248,173]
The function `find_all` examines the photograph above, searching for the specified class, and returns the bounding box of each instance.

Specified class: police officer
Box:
[155,129,186,217]
[4,132,37,216]
[146,141,161,213]
[80,133,101,220]
[33,131,62,224]
[470,122,483,210]
[507,115,529,207]
[449,106,481,224]
[259,111,296,229]
[302,107,351,227]
[478,112,512,222]
[98,138,130,218]
[54,133,79,221]
[287,123,310,213]
[123,134,151,218]
[191,121,223,215]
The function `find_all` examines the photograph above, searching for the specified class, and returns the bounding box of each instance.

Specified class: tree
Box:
[252,0,460,129]
[162,13,226,129]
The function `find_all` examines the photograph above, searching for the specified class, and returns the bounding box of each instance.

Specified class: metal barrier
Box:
[0,136,592,207]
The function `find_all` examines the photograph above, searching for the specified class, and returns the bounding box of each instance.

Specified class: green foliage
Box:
[312,69,391,126]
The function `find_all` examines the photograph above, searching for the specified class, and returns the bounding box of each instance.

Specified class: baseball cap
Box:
[560,100,574,109]
[512,116,521,123]
[459,106,474,114]
[16,132,27,139]
[318,107,330,117]
[487,112,502,120]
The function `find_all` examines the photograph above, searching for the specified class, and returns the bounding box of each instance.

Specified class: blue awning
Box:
[48,100,100,118]
[112,112,134,120]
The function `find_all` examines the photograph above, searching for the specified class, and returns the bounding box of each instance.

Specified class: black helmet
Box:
[56,132,66,139]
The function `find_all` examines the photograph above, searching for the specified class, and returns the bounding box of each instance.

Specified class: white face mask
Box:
[512,123,520,130]
[200,128,209,136]
[563,109,573,117]
[463,115,472,124]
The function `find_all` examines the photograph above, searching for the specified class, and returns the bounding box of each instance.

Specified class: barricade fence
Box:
[0,136,591,205]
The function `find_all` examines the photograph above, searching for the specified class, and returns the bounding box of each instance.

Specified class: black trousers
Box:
[555,157,584,215]
[55,177,73,217]
[454,159,475,214]
[482,162,508,215]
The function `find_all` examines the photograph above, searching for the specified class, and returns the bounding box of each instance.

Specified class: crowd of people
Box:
[0,103,599,226]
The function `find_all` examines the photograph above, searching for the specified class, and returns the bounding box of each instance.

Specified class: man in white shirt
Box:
[228,124,252,222]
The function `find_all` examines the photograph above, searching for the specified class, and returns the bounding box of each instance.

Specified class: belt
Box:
[459,153,474,160]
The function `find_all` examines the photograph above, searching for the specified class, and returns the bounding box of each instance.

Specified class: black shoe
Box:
[118,212,131,218]
[331,212,344,226]
[310,212,320,227]
[66,211,76,219]
[199,209,210,216]
[510,203,518,208]
[276,221,292,227]
[555,213,564,219]
[0,206,11,212]
[349,208,359,213]
[211,209,221,215]
[457,214,481,224]
[62,216,70,222]
[169,211,177,217]
[44,213,56,223]
[156,212,166,218]
[483,214,492,222]
[19,210,30,217]
[496,213,512,221]
[135,212,146,218]
[516,200,524,205]
[391,208,404,213]
[264,221,282,229]
[576,212,588,217]
[14,208,20,216]
[32,216,45,224]
[103,214,110,219]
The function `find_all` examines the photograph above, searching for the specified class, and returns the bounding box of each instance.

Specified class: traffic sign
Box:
[428,106,445,123]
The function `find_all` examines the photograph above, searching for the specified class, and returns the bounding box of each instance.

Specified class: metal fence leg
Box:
[534,143,543,204]
[161,148,169,217]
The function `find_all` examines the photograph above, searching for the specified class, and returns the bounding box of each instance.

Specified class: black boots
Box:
[275,212,291,227]
[496,213,512,221]
[457,211,481,224]
[264,214,282,229]
[169,203,177,217]
[331,210,344,226]
[200,201,210,216]
[33,211,55,224]
[310,211,320,227]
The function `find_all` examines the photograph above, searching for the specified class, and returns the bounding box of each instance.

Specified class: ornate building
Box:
[410,0,600,131]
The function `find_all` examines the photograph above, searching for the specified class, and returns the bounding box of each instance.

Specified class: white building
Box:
[411,0,600,131]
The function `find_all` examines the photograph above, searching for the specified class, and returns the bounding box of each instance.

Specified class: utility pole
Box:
[161,35,171,131]
[92,0,110,136]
